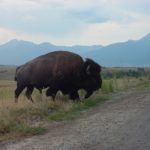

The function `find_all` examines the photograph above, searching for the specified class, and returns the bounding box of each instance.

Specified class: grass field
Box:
[0,66,150,142]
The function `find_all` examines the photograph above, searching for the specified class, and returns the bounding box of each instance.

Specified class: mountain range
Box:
[0,33,150,67]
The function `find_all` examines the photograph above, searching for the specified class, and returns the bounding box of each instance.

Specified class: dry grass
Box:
[0,80,75,141]
[101,77,149,93]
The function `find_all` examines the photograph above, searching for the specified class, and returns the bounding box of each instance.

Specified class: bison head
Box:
[82,58,102,98]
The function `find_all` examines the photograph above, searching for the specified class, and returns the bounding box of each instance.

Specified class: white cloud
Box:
[0,0,40,10]
[0,27,17,44]
[49,13,150,46]
[66,15,150,45]
[0,12,150,46]
[0,0,150,45]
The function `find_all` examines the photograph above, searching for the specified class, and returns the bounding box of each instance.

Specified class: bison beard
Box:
[14,51,102,103]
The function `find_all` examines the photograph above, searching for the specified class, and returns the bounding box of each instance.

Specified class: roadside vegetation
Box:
[0,66,150,142]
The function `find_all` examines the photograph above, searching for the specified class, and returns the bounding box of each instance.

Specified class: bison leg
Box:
[37,87,42,94]
[46,87,57,100]
[69,90,80,101]
[15,85,25,103]
[25,86,34,103]
[85,90,93,99]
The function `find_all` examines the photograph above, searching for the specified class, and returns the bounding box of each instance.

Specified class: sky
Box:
[0,0,150,46]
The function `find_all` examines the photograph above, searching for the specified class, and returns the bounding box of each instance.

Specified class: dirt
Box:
[1,88,150,150]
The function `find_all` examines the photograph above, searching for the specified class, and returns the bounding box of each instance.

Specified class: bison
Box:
[14,51,102,103]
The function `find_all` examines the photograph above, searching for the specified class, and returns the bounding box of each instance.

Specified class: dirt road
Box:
[1,88,150,150]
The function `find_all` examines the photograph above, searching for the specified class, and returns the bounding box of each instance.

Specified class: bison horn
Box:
[86,65,91,75]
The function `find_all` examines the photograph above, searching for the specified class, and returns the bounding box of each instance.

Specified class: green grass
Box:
[48,95,109,121]
[27,127,47,135]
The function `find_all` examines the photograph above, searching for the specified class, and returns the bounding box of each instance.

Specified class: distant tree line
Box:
[102,68,149,79]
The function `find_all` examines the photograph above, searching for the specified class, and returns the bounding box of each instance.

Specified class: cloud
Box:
[0,0,150,45]
[22,15,34,22]
[0,27,18,44]
[0,0,40,11]
[65,13,150,45]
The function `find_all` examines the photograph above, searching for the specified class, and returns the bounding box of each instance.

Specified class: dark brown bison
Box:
[14,51,102,103]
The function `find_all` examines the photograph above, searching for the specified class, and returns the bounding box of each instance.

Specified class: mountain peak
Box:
[7,39,19,43]
[0,33,150,66]
[145,33,150,37]
[4,39,37,47]
[140,33,150,40]
[3,39,20,47]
